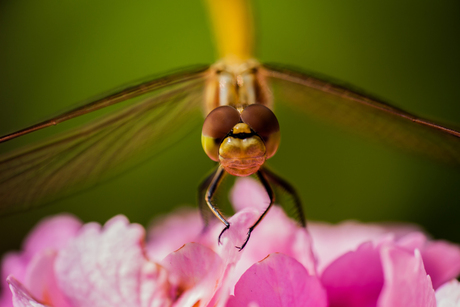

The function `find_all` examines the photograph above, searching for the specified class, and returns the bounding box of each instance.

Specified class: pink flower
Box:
[1,178,460,307]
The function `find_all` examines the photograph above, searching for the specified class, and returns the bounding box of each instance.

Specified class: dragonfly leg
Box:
[262,167,306,227]
[204,165,230,245]
[236,169,274,251]
[198,168,218,230]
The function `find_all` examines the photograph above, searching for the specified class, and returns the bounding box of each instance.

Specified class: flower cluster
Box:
[1,178,460,307]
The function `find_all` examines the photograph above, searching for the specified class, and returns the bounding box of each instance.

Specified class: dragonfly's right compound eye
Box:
[202,106,241,161]
[241,104,280,159]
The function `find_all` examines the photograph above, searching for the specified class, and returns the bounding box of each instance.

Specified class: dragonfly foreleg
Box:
[198,168,218,230]
[236,170,274,251]
[204,165,230,245]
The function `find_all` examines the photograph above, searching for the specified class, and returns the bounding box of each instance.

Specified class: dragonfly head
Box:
[201,104,280,176]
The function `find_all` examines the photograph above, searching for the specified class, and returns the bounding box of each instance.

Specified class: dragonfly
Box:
[1,0,460,249]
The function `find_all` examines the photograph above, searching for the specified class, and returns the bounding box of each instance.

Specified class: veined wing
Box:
[0,66,209,143]
[263,64,460,166]
[0,66,210,214]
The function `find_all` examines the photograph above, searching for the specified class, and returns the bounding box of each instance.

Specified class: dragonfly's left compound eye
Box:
[241,104,280,159]
[202,106,241,161]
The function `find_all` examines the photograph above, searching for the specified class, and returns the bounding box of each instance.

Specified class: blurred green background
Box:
[0,0,459,259]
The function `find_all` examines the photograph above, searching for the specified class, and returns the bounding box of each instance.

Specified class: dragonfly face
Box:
[201,60,281,176]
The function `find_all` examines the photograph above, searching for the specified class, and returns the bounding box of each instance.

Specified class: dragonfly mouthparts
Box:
[219,156,266,177]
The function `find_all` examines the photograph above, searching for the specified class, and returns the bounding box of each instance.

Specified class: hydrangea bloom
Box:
[1,178,460,307]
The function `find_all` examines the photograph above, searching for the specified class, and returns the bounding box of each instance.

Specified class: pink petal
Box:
[213,177,317,306]
[378,247,436,307]
[215,208,261,264]
[1,254,27,307]
[146,208,205,262]
[207,208,262,307]
[420,241,460,290]
[320,241,384,307]
[25,251,71,307]
[391,231,460,290]
[435,279,460,306]
[395,231,427,251]
[394,232,460,290]
[227,253,327,307]
[6,276,45,307]
[1,215,81,307]
[231,206,317,290]
[55,215,172,307]
[244,205,315,269]
[23,214,82,256]
[230,177,270,212]
[230,177,316,273]
[161,243,223,307]
[308,220,419,273]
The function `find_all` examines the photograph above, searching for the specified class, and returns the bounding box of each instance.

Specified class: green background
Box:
[0,0,459,259]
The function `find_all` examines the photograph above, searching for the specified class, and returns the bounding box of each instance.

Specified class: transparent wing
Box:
[0,66,210,214]
[263,64,460,166]
[0,66,209,143]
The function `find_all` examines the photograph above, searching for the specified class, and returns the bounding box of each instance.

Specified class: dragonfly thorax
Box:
[204,59,272,114]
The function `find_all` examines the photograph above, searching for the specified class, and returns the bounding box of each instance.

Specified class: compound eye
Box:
[241,104,280,159]
[202,106,241,161]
